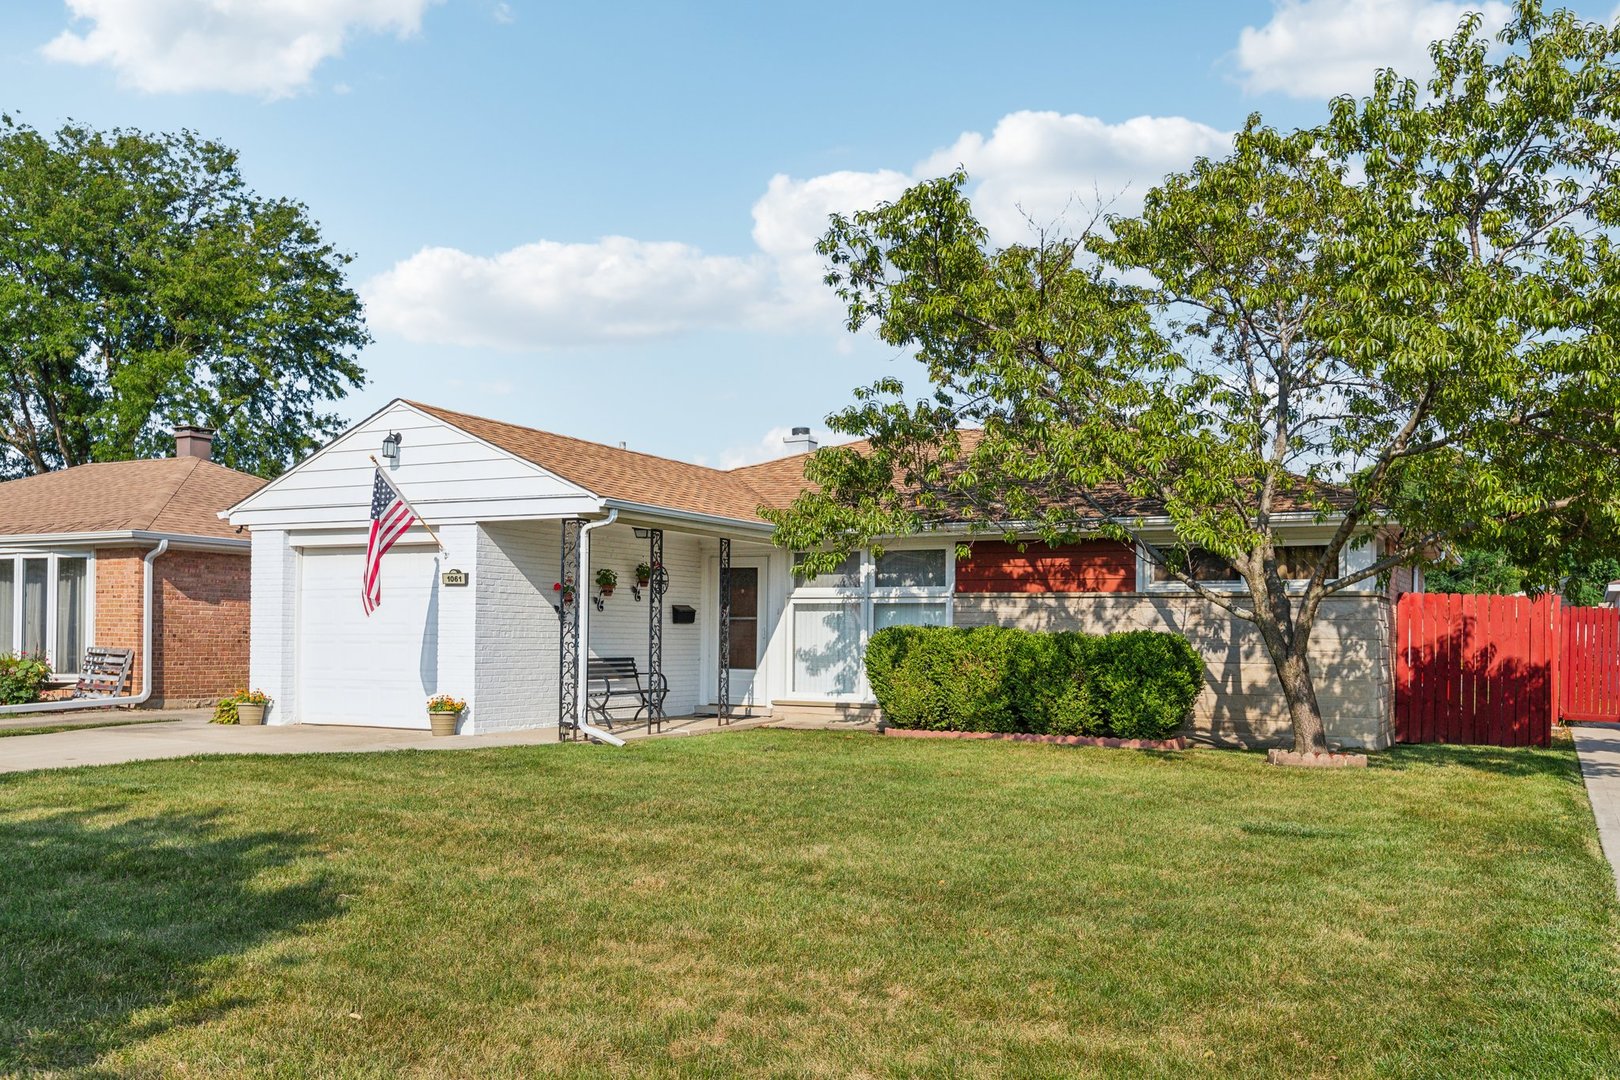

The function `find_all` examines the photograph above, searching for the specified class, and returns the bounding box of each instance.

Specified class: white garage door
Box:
[298,546,441,727]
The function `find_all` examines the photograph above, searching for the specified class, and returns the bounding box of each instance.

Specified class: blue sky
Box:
[1,1,1606,466]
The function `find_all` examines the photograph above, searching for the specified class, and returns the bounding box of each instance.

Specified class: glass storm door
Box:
[726,565,762,704]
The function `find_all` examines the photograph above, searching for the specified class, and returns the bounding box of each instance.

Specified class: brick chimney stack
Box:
[174,426,215,461]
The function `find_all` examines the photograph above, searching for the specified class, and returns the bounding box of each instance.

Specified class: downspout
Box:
[0,538,170,715]
[575,509,625,747]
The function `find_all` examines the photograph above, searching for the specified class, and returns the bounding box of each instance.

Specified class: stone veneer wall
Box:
[951,592,1394,750]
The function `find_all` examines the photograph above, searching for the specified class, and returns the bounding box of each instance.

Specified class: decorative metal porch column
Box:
[717,537,731,723]
[646,528,666,733]
[558,518,584,741]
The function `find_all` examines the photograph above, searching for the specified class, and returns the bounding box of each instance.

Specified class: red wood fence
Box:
[1395,593,1620,747]
[1561,605,1620,722]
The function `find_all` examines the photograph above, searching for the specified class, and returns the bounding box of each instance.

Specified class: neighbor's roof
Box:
[0,457,265,541]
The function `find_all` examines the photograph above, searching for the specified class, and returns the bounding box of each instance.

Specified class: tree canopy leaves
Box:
[767,2,1620,749]
[0,116,369,478]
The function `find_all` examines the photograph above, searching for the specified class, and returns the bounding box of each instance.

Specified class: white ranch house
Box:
[226,399,1409,748]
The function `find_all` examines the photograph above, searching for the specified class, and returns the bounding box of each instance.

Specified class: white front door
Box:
[298,546,441,727]
[722,560,766,707]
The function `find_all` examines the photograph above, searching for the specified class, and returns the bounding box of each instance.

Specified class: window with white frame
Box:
[789,546,953,698]
[0,553,91,672]
[1141,542,1339,590]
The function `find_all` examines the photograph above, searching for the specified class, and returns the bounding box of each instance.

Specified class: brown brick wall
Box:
[91,546,250,705]
[151,550,251,705]
[93,547,148,694]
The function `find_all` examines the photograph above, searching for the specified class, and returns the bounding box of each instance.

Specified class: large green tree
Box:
[0,116,368,478]
[768,3,1620,753]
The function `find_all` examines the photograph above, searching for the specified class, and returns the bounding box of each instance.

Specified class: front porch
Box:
[549,514,787,743]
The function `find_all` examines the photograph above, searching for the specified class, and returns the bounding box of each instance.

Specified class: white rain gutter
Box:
[0,538,170,716]
[573,509,625,747]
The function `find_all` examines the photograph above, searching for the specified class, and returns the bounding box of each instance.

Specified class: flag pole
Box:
[370,455,446,551]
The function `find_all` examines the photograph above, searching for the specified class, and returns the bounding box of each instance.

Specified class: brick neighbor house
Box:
[0,428,264,706]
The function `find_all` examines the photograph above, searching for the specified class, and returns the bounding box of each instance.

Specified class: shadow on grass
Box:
[1376,742,1583,781]
[0,807,341,1072]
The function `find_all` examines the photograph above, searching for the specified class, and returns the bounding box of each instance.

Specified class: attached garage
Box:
[297,545,442,727]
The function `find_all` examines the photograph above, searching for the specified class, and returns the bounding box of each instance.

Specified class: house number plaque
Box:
[441,569,469,587]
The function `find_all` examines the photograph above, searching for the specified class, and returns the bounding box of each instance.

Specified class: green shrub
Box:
[0,653,53,705]
[1082,630,1204,739]
[865,625,1202,740]
[866,625,1024,732]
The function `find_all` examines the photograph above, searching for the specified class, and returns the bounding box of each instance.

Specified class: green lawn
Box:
[1,732,1616,1077]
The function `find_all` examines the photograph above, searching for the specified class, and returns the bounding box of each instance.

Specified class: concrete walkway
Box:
[0,711,860,775]
[0,707,211,733]
[1571,724,1620,897]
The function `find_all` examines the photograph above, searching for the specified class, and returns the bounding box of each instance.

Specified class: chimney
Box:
[174,425,215,461]
[783,425,818,454]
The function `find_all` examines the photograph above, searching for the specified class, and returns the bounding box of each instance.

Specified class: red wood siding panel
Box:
[954,540,1136,594]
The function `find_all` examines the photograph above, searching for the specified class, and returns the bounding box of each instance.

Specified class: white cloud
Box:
[364,237,774,349]
[1234,0,1511,99]
[362,110,1233,351]
[42,0,440,97]
[918,111,1235,237]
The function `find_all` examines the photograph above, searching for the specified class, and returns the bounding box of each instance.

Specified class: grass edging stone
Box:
[882,727,1186,750]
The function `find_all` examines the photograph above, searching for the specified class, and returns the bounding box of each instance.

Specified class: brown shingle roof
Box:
[407,402,778,524]
[730,429,1353,520]
[405,402,1352,526]
[0,458,265,540]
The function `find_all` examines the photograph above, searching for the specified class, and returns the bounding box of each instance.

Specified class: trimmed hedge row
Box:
[865,626,1204,740]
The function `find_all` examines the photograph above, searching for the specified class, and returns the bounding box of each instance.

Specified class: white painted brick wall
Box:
[434,524,479,729]
[474,520,562,732]
[249,528,297,724]
[583,525,706,718]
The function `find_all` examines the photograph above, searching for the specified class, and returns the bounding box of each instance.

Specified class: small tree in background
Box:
[0,116,369,478]
[1425,549,1527,597]
[767,3,1620,753]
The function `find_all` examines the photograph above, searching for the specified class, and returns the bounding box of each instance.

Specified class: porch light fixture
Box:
[381,431,402,465]
[632,527,651,539]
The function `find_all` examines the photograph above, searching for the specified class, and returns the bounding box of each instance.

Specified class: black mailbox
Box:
[671,604,697,624]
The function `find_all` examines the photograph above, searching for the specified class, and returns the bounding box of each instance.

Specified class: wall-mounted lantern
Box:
[381,431,403,466]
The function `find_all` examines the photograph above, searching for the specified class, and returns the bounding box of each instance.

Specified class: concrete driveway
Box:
[0,710,811,775]
[1572,723,1620,898]
[0,712,566,774]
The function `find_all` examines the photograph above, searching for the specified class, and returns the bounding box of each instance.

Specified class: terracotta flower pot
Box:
[428,709,461,736]
[237,703,266,726]
[599,585,614,597]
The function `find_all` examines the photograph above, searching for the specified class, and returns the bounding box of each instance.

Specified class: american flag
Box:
[363,468,418,615]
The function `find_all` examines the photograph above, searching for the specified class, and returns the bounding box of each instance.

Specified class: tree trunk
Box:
[1273,645,1329,753]
[1249,588,1330,753]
